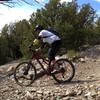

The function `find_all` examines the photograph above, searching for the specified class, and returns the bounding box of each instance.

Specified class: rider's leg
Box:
[48,42,60,72]
[48,40,61,66]
[47,40,61,73]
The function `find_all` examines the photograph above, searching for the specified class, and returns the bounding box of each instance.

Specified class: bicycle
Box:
[14,45,75,86]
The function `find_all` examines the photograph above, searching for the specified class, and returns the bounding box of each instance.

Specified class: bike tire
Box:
[14,62,36,86]
[52,58,75,83]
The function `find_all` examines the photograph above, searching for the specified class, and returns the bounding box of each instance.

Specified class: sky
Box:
[0,0,100,31]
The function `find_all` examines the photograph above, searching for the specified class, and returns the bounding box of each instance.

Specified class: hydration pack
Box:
[47,27,59,36]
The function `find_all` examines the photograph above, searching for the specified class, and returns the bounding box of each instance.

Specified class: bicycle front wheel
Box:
[52,58,75,83]
[14,62,36,86]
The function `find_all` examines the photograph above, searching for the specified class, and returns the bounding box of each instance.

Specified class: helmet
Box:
[33,39,41,45]
[34,25,44,32]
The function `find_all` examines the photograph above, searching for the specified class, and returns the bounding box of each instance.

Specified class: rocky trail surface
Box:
[0,45,100,100]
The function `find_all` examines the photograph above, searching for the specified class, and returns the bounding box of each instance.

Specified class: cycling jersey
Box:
[39,30,60,44]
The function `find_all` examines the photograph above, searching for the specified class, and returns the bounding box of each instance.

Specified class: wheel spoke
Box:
[14,62,36,86]
[52,59,75,83]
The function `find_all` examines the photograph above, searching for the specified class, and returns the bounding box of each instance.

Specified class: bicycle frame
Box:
[29,48,63,74]
[30,49,50,72]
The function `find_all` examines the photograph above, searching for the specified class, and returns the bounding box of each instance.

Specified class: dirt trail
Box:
[0,45,100,100]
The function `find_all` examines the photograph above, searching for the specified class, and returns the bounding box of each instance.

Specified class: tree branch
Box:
[0,0,44,7]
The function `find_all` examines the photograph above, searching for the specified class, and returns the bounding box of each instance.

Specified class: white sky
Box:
[60,0,73,3]
[0,5,33,31]
[95,0,100,2]
[0,0,72,31]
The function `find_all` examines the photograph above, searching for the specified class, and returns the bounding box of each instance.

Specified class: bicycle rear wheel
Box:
[14,62,36,86]
[52,58,75,83]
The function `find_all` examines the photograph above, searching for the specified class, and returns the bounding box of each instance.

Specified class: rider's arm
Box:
[37,36,41,40]
[35,36,46,50]
[40,42,46,49]
[38,35,50,39]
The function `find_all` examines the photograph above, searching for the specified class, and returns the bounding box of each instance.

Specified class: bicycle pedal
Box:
[47,66,53,73]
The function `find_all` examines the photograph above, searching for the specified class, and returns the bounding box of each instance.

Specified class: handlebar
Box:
[28,44,41,53]
[28,44,36,53]
[28,44,33,49]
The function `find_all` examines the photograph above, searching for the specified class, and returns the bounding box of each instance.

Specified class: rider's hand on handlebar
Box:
[28,44,33,51]
[28,44,33,48]
[33,39,41,46]
[35,47,41,52]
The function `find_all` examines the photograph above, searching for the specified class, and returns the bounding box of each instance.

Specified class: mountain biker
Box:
[34,25,61,72]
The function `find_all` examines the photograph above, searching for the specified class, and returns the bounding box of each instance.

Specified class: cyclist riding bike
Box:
[34,25,61,73]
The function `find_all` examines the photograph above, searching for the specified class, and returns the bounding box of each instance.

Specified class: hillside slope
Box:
[0,45,100,100]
